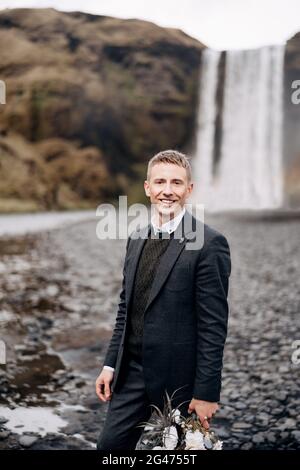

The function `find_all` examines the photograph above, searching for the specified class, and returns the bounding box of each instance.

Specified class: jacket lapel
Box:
[125,224,149,310]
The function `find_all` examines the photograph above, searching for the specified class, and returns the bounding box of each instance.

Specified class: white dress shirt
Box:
[103,206,186,372]
[151,206,186,235]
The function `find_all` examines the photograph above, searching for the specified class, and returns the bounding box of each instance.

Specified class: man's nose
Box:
[162,184,173,195]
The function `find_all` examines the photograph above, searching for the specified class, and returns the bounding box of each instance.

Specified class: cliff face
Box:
[0,8,203,211]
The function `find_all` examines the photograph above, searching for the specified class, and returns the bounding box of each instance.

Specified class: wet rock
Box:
[0,430,10,440]
[37,317,54,330]
[280,418,297,430]
[19,435,39,447]
[266,432,277,444]
[252,433,265,445]
[234,402,247,410]
[291,430,300,442]
[287,408,298,417]
[240,442,253,450]
[215,427,230,439]
[46,285,59,297]
[232,422,252,430]
[272,407,285,416]
[216,407,232,419]
[277,391,288,402]
[257,412,269,421]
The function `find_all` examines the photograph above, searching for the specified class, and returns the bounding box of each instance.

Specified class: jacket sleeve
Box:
[193,233,231,402]
[102,236,131,368]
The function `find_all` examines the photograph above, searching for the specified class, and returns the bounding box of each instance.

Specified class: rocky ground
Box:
[0,213,299,450]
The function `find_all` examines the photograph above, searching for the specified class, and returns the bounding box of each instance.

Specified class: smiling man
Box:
[96,150,231,450]
[144,158,192,226]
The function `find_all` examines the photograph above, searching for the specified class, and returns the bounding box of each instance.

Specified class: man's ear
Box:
[185,182,193,199]
[144,180,150,197]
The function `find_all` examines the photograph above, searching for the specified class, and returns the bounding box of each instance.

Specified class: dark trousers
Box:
[96,348,153,450]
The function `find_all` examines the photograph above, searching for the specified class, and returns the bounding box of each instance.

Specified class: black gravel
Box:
[0,213,299,450]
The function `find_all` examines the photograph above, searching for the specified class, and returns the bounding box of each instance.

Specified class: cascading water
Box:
[191,45,285,212]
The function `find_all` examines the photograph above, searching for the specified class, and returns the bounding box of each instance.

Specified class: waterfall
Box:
[191,45,285,212]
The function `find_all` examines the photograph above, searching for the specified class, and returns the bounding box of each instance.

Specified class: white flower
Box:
[163,425,178,450]
[213,440,223,450]
[172,408,182,424]
[185,429,206,450]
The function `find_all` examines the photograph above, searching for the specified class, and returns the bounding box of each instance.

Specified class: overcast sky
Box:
[0,0,299,50]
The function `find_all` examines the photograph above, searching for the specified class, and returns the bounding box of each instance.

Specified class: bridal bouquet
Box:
[135,387,223,450]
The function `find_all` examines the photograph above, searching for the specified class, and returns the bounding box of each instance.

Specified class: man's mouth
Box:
[159,199,176,206]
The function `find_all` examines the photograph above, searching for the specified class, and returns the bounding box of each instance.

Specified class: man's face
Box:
[144,163,193,222]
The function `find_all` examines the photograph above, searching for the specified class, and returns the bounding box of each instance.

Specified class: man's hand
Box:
[95,369,114,402]
[188,399,219,430]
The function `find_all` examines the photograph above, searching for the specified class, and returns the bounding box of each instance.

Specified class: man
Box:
[96,150,231,450]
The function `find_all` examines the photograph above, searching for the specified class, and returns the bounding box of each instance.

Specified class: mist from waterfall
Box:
[191,46,285,212]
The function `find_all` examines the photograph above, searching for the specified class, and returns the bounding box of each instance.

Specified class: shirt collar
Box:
[151,207,186,235]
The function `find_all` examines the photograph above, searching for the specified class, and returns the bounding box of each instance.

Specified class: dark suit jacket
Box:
[103,209,231,414]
